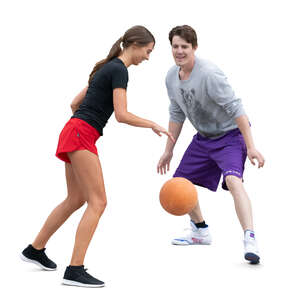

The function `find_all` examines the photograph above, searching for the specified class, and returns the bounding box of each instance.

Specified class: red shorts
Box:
[55,118,100,163]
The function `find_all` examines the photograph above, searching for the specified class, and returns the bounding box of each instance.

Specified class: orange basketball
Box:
[159,177,198,216]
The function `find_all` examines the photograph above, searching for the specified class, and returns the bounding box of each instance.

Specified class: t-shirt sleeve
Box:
[112,64,128,90]
[206,70,245,119]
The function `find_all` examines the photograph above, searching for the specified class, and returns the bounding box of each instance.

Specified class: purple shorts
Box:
[173,128,247,191]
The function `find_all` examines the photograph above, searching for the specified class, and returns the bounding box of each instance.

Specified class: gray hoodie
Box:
[166,56,246,138]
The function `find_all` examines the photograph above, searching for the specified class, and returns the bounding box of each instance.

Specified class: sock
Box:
[69,265,84,269]
[244,230,255,240]
[194,221,208,228]
[30,244,45,252]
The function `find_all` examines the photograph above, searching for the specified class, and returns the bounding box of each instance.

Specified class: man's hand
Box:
[157,151,173,174]
[247,148,265,168]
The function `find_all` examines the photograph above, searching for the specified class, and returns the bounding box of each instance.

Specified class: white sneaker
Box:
[172,221,212,245]
[244,230,260,264]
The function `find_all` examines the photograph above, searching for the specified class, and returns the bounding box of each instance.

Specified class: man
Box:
[157,25,265,264]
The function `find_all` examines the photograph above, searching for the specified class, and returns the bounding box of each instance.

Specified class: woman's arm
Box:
[113,88,175,141]
[70,86,88,114]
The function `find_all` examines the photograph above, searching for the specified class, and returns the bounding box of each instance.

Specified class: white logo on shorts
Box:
[224,170,241,176]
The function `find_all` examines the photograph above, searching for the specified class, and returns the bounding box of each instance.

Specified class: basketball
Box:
[159,177,198,216]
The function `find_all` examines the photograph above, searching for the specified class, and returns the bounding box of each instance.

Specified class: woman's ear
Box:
[130,42,139,50]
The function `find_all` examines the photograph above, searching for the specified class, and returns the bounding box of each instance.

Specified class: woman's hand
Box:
[152,124,175,143]
[70,86,88,113]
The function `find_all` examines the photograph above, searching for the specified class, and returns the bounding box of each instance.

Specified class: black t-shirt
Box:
[72,58,128,135]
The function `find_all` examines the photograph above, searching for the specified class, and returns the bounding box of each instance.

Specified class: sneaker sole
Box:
[20,253,57,271]
[62,279,105,288]
[172,239,212,246]
[244,252,260,264]
[172,239,192,245]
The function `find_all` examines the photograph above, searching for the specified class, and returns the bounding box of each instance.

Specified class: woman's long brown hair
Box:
[88,25,155,85]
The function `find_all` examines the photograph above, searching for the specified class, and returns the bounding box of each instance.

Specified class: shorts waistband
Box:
[69,118,100,137]
[196,128,241,141]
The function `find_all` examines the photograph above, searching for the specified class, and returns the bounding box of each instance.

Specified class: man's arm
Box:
[235,115,265,168]
[157,74,186,174]
[157,121,184,174]
[165,121,184,153]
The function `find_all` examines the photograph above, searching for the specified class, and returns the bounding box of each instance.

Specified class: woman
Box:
[21,25,174,288]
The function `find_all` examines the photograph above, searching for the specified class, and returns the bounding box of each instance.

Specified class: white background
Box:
[1,0,285,298]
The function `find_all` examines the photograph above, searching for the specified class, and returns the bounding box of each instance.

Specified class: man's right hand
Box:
[157,151,173,175]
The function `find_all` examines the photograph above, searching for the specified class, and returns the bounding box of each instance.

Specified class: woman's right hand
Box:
[152,123,175,143]
[157,151,173,175]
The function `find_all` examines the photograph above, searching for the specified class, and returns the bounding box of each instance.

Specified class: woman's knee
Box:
[87,195,107,214]
[65,195,86,211]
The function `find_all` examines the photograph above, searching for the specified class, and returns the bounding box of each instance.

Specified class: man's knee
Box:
[225,175,242,190]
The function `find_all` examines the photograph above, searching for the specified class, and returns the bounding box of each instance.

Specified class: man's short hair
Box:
[169,25,198,48]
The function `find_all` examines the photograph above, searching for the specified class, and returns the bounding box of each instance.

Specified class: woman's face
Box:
[131,42,154,65]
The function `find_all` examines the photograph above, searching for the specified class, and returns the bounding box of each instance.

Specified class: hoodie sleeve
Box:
[166,77,186,123]
[205,70,245,119]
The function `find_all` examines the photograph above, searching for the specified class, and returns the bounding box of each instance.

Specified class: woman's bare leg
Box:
[32,163,86,249]
[67,150,107,266]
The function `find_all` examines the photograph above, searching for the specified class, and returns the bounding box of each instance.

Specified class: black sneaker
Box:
[63,265,105,288]
[21,244,57,271]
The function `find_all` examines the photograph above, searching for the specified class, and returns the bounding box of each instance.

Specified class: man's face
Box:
[171,35,196,67]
